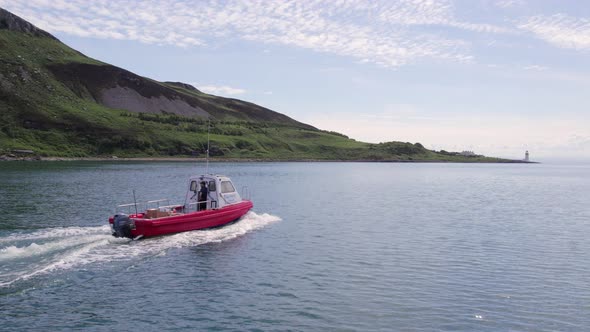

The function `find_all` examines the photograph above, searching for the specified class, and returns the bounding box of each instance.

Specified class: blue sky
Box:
[2,0,590,160]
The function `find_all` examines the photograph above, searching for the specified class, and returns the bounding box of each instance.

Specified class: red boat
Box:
[109,174,253,239]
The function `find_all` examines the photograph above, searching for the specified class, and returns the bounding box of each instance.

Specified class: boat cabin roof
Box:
[189,174,231,182]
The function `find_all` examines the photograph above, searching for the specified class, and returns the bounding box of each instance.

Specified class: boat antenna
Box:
[206,117,210,174]
[132,189,138,215]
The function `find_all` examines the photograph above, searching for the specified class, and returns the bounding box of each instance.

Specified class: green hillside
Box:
[0,8,518,162]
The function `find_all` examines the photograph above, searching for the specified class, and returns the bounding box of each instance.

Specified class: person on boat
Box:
[198,181,208,211]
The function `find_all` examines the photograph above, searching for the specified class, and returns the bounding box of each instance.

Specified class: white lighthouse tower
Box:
[524,150,529,162]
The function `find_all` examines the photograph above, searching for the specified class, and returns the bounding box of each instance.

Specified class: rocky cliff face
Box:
[0,8,56,40]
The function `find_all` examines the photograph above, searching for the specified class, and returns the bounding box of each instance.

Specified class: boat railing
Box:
[184,199,217,213]
[185,202,198,213]
[117,199,218,215]
[116,202,144,215]
[147,199,170,209]
[116,199,171,215]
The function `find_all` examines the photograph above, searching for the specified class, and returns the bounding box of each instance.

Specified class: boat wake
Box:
[0,211,280,288]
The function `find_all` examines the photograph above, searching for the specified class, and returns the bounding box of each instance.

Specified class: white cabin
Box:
[184,175,243,211]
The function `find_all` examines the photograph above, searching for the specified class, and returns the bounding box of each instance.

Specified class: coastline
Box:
[0,155,538,163]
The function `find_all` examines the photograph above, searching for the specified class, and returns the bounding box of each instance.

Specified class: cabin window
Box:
[220,181,235,193]
[190,181,197,192]
[208,180,216,192]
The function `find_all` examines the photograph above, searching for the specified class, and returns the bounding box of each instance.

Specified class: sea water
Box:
[0,161,589,331]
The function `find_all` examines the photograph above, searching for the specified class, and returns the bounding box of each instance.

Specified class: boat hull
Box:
[117,200,253,238]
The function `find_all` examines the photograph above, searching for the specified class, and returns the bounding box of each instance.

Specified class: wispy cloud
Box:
[523,65,548,71]
[3,0,588,70]
[519,14,590,51]
[0,0,206,47]
[494,0,525,9]
[198,85,247,96]
[0,0,514,68]
[377,0,514,34]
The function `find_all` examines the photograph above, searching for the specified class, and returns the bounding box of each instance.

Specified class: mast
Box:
[206,118,210,174]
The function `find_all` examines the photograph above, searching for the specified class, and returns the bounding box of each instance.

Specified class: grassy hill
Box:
[0,8,517,162]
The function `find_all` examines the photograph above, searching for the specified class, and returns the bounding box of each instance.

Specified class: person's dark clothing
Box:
[198,186,208,211]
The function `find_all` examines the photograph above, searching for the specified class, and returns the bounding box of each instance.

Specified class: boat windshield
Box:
[220,181,235,193]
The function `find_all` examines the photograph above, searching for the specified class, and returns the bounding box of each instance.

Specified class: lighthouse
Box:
[525,150,529,162]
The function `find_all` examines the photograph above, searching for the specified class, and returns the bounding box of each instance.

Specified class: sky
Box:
[2,0,590,160]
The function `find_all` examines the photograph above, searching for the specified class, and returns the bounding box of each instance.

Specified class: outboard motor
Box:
[113,214,135,238]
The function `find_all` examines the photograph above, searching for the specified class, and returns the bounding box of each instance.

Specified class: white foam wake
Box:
[0,226,111,244]
[0,234,109,261]
[0,211,280,288]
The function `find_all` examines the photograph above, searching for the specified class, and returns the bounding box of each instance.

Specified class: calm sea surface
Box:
[0,161,589,331]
